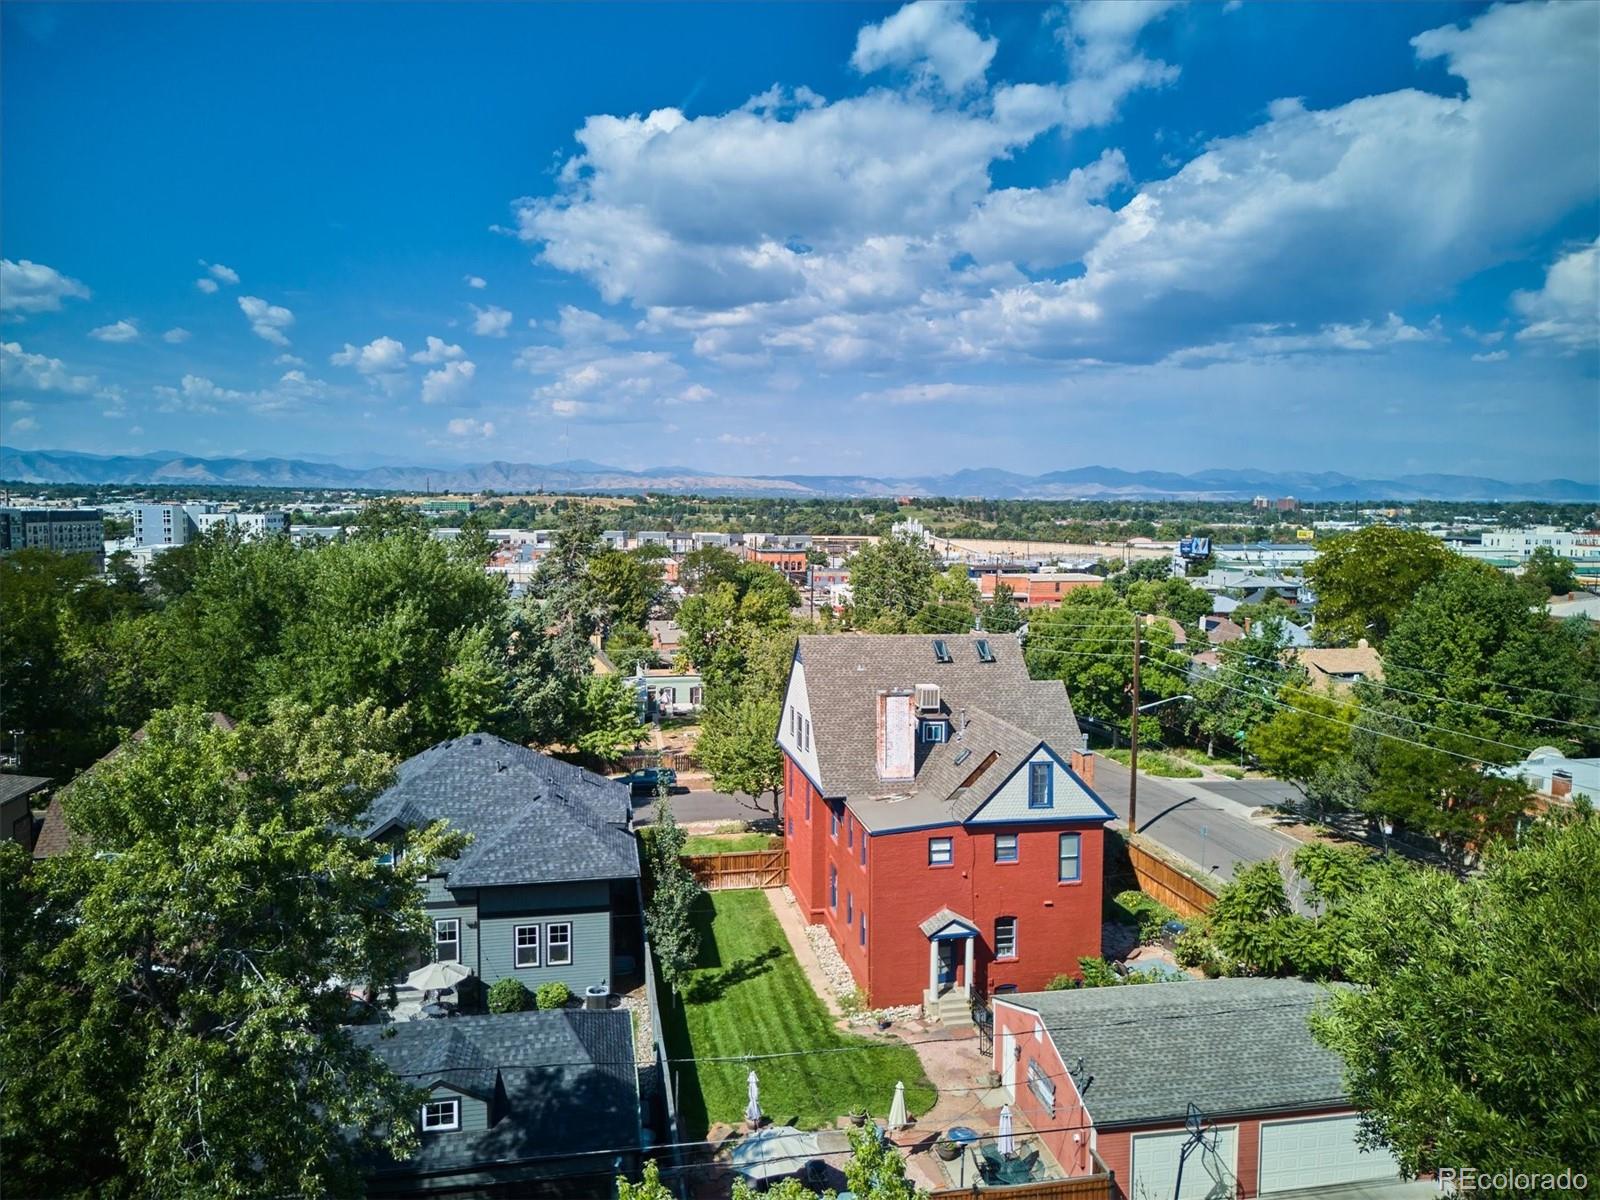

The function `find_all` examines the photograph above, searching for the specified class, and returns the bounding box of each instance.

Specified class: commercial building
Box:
[777,634,1110,1018]
[0,507,105,567]
[977,572,1103,608]
[134,503,287,548]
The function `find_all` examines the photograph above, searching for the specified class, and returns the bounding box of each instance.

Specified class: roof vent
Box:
[470,736,482,746]
[932,639,952,663]
[915,683,941,712]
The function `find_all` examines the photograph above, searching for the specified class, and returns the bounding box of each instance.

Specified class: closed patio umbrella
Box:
[998,1104,1015,1157]
[730,1126,821,1184]
[405,960,471,994]
[745,1069,763,1125]
[888,1080,907,1130]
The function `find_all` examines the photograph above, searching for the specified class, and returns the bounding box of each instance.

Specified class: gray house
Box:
[354,1008,641,1197]
[362,734,643,1001]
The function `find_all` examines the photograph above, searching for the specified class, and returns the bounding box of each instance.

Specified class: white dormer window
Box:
[921,720,947,744]
[422,1097,461,1132]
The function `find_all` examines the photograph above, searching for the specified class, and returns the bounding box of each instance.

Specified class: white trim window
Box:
[921,720,947,744]
[422,1097,461,1132]
[928,837,954,866]
[995,916,1018,959]
[994,833,1019,863]
[433,918,460,963]
[515,924,540,968]
[546,922,573,966]
[1058,832,1082,882]
[1027,1060,1055,1116]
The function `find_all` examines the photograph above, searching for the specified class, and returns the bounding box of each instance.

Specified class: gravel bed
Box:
[784,888,921,1027]
[619,987,656,1065]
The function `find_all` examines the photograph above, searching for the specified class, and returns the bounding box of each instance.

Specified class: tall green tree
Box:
[604,622,660,673]
[1310,812,1600,1181]
[848,533,938,632]
[529,508,609,677]
[0,703,469,1199]
[1025,589,1187,735]
[570,674,647,763]
[643,801,703,995]
[1303,526,1458,645]
[1519,544,1579,599]
[1248,684,1356,813]
[696,693,785,813]
[679,545,744,594]
[1190,617,1305,759]
[589,547,667,630]
[982,581,1024,633]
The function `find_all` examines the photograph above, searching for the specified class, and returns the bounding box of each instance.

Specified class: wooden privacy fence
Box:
[681,848,788,890]
[1125,835,1218,917]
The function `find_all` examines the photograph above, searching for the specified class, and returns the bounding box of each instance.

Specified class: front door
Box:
[937,941,958,987]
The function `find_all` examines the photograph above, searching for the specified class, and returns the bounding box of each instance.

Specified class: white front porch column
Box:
[929,940,939,995]
[963,936,975,997]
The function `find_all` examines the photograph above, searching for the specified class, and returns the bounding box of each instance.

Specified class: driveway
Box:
[1089,759,1308,907]
[632,787,777,827]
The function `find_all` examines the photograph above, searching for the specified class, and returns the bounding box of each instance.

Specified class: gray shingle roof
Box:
[794,634,1085,833]
[353,1009,639,1178]
[0,774,50,807]
[362,734,639,887]
[1000,978,1350,1129]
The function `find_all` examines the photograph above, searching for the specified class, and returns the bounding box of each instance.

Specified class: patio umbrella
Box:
[405,960,470,994]
[888,1080,907,1129]
[730,1126,821,1184]
[998,1105,1015,1157]
[745,1069,763,1125]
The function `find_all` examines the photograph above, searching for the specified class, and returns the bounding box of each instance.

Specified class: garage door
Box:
[1130,1126,1238,1200]
[1258,1115,1399,1193]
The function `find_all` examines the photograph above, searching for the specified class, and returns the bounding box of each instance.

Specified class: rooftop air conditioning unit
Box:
[915,683,941,713]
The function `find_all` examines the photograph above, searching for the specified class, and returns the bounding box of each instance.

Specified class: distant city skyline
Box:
[2,1,1596,481]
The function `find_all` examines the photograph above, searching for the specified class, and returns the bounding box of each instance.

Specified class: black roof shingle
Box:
[361,734,639,888]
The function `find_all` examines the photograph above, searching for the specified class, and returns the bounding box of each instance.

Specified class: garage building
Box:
[993,978,1427,1200]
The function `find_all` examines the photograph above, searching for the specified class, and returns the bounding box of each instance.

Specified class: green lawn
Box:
[680,833,783,855]
[658,890,937,1136]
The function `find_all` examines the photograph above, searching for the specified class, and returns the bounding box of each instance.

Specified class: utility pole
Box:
[1129,612,1141,835]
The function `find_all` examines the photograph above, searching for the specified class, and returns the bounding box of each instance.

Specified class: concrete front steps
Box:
[923,989,975,1027]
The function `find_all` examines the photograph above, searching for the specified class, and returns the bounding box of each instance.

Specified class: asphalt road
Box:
[1191,778,1307,811]
[1089,759,1304,891]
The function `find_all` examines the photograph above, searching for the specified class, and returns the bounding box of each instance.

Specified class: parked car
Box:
[620,767,676,798]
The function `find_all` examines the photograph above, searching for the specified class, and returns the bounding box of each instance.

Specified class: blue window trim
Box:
[922,720,946,744]
[994,915,1018,959]
[1028,761,1053,809]
[1058,831,1082,882]
[994,833,1019,863]
[928,836,954,866]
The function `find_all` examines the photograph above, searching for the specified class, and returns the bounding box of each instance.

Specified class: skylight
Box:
[975,639,995,663]
[932,639,952,663]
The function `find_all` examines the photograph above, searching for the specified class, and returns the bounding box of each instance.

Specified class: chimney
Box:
[1357,637,1370,650]
[1551,770,1573,799]
[1070,749,1096,789]
[876,689,916,782]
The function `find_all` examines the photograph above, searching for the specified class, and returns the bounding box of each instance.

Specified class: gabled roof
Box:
[33,713,236,860]
[1296,645,1384,682]
[998,979,1350,1129]
[919,908,979,938]
[360,734,638,888]
[353,1009,639,1178]
[791,634,1085,832]
[0,774,51,807]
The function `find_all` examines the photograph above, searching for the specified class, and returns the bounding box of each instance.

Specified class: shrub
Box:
[536,980,573,1010]
[488,978,531,1014]
[839,988,866,1018]
[1045,973,1077,991]
[1076,956,1124,988]
[1174,925,1219,972]
[1113,890,1180,943]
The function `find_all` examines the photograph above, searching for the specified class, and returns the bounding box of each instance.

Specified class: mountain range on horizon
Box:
[2,446,1595,504]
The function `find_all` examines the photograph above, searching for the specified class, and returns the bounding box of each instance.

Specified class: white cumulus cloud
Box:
[2,341,104,395]
[447,417,496,438]
[89,319,141,343]
[471,304,513,337]
[331,336,408,374]
[201,260,240,285]
[238,296,296,346]
[163,327,192,344]
[411,335,465,364]
[851,1,997,93]
[1,258,91,313]
[1513,238,1599,351]
[421,359,476,405]
[464,275,487,289]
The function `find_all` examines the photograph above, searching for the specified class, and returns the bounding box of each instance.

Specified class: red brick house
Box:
[978,572,1104,608]
[992,979,1404,1199]
[777,634,1112,1021]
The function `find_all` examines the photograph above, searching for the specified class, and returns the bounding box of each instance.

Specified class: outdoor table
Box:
[421,1002,451,1019]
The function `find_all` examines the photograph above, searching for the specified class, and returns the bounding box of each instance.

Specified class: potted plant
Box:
[848,1107,869,1127]
[936,1138,961,1161]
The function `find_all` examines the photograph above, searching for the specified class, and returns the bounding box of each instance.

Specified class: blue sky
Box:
[2,1,1596,481]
